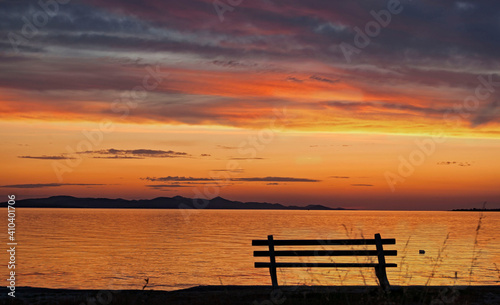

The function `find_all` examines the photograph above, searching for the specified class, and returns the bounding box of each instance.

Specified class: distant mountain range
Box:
[6,196,346,210]
[451,208,500,211]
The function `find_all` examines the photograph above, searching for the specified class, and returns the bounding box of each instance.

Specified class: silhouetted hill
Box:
[451,208,500,211]
[5,196,347,210]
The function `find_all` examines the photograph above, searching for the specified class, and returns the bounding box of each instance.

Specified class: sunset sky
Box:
[1,0,499,210]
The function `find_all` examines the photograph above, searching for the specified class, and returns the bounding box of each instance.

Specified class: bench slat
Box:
[255,262,397,268]
[254,250,397,257]
[252,239,395,246]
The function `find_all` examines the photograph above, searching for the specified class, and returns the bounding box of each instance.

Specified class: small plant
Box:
[142,277,149,290]
[468,202,486,285]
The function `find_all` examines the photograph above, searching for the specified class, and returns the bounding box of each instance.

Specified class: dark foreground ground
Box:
[1,285,499,305]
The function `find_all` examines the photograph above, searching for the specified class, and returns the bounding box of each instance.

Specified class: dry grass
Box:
[425,233,450,287]
[494,263,500,281]
[468,202,486,285]
[397,236,412,285]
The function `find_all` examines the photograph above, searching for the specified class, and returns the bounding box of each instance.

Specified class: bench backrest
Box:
[252,233,397,289]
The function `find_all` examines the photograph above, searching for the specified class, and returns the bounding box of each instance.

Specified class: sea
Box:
[3,209,499,290]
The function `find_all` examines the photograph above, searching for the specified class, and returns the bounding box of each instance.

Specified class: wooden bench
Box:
[252,233,397,290]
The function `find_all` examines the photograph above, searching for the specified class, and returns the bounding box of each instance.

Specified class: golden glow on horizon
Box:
[2,120,499,209]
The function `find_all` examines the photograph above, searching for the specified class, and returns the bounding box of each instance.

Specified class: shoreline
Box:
[2,285,500,305]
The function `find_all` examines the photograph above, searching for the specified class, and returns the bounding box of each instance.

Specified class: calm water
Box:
[2,209,499,290]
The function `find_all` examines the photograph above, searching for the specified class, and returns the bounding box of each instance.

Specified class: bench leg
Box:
[270,267,278,289]
[375,265,390,291]
[268,235,279,288]
[374,233,391,291]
